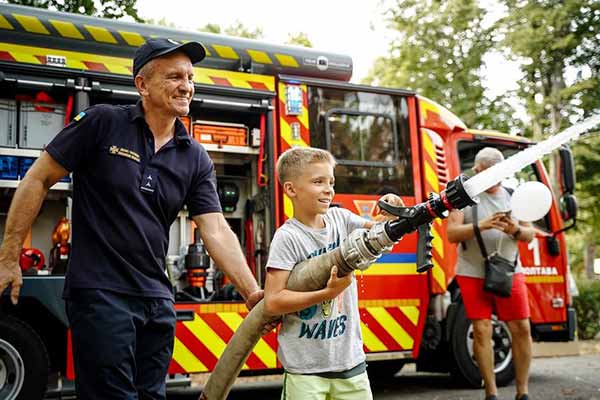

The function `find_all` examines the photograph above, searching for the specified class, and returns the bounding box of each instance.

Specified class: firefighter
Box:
[0,38,264,400]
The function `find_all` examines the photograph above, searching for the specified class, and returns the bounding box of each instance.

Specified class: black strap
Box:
[472,204,489,259]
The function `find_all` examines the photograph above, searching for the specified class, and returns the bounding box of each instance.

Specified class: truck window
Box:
[308,87,414,195]
[457,141,550,232]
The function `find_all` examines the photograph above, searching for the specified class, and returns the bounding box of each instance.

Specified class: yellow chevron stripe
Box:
[367,307,414,349]
[360,321,387,351]
[248,49,273,64]
[199,68,275,91]
[182,315,229,361]
[194,303,248,313]
[525,275,564,284]
[298,105,309,130]
[14,14,49,34]
[360,263,418,276]
[0,14,15,30]
[218,312,277,368]
[422,130,435,158]
[275,53,299,67]
[424,161,439,193]
[359,299,420,308]
[213,44,239,59]
[50,19,83,39]
[280,118,309,148]
[119,30,145,46]
[431,258,446,290]
[84,25,117,44]
[431,224,444,258]
[172,337,208,372]
[400,306,419,325]
[284,194,294,219]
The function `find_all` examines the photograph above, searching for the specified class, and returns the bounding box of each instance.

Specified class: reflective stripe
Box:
[50,19,84,39]
[13,14,49,34]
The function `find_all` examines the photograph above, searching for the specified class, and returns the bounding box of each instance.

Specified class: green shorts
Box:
[281,371,373,400]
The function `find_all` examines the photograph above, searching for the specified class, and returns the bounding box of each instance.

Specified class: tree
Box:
[363,0,518,132]
[499,0,600,140]
[198,21,263,40]
[286,32,313,48]
[7,0,143,22]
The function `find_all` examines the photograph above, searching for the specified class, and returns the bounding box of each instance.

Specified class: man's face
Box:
[286,162,335,215]
[138,52,194,117]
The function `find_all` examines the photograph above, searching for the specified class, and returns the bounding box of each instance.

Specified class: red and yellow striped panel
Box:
[359,299,420,352]
[418,96,466,135]
[421,129,449,294]
[0,42,275,91]
[169,304,278,374]
[277,82,310,221]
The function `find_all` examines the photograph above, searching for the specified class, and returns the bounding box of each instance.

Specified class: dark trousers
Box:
[66,289,176,400]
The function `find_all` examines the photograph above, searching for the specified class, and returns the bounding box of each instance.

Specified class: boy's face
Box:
[284,162,335,215]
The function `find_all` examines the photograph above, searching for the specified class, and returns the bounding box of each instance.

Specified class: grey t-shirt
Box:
[266,207,368,374]
[456,188,523,278]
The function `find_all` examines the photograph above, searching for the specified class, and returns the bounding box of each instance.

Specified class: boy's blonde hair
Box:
[276,147,336,185]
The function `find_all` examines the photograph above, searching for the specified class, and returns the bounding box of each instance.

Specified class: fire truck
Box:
[0,4,578,399]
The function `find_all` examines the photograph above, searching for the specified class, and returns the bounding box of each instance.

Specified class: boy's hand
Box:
[374,193,405,221]
[324,266,352,299]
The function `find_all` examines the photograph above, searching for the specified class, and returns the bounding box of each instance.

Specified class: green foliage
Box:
[286,32,313,48]
[197,21,263,39]
[7,0,143,22]
[574,279,600,340]
[363,0,518,131]
[498,0,600,139]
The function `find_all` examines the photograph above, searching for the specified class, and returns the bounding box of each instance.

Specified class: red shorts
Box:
[457,273,530,321]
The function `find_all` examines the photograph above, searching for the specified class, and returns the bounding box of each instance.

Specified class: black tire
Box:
[450,302,515,388]
[0,315,49,400]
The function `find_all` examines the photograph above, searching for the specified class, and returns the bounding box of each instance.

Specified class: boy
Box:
[264,147,402,399]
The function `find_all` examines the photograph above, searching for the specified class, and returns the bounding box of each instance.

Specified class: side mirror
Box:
[559,146,576,194]
[561,194,578,221]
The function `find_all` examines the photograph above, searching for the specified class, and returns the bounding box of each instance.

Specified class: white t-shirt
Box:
[266,207,367,374]
[456,189,523,278]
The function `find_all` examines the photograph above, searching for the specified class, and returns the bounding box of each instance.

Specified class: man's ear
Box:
[134,75,148,97]
[283,181,296,198]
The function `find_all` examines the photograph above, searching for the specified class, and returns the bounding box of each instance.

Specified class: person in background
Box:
[447,147,535,400]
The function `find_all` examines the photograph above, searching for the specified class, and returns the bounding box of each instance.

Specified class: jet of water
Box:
[463,114,600,199]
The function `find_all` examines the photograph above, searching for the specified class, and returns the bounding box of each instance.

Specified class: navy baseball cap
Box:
[133,38,206,77]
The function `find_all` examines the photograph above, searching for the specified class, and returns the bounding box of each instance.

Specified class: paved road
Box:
[168,354,600,400]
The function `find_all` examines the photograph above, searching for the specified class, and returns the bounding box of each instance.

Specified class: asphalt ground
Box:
[168,353,600,400]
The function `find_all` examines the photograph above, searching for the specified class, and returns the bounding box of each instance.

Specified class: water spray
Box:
[200,114,600,400]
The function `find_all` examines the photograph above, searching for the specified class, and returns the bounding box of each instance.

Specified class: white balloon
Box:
[510,181,553,222]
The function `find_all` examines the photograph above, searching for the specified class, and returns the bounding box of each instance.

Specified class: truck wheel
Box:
[0,315,49,400]
[450,302,515,388]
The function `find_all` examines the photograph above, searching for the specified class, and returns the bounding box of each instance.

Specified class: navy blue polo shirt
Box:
[46,101,222,300]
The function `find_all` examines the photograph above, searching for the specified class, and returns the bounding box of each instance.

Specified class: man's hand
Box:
[324,266,352,299]
[246,289,280,335]
[374,193,405,222]
[246,289,264,311]
[499,215,520,236]
[0,258,23,305]
[478,213,507,232]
